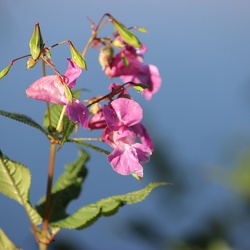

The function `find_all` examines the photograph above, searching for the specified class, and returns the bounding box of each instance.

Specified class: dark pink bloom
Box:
[101,98,152,177]
[105,45,161,100]
[88,110,106,130]
[121,64,161,100]
[26,58,89,128]
[103,98,142,131]
[130,123,154,152]
[103,126,151,177]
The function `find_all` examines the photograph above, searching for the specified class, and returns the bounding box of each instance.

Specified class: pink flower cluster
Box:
[26,42,160,177]
[89,97,153,177]
[104,41,162,100]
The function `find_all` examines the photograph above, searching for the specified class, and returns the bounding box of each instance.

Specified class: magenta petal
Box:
[142,65,162,100]
[88,111,107,130]
[64,58,82,89]
[66,99,89,128]
[110,98,143,127]
[26,75,65,104]
[103,105,122,130]
[105,48,143,78]
[121,64,161,100]
[133,143,152,163]
[131,123,154,151]
[108,147,143,177]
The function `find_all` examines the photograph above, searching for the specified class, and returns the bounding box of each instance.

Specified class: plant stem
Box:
[40,141,57,249]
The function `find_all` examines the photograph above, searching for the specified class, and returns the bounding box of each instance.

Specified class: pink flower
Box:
[26,58,89,128]
[102,98,153,177]
[105,45,161,100]
[103,126,151,177]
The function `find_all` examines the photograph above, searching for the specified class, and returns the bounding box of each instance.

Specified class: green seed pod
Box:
[29,23,43,60]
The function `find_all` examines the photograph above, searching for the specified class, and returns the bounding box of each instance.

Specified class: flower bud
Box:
[68,41,87,69]
[29,23,43,60]
[111,16,142,48]
[26,58,38,69]
[98,47,114,70]
[112,38,124,48]
[0,62,12,79]
[64,83,73,104]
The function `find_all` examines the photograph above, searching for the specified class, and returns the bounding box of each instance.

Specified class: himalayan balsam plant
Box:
[0,14,166,249]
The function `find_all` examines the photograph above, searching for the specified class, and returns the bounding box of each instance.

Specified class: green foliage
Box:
[0,151,42,225]
[0,228,21,250]
[36,150,89,222]
[0,110,48,136]
[50,182,167,230]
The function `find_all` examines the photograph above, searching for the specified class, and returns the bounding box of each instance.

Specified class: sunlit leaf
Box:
[50,182,167,229]
[0,151,42,225]
[0,228,21,250]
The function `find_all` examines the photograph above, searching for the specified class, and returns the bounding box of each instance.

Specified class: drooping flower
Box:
[102,126,151,177]
[26,58,89,128]
[105,44,162,100]
[101,97,153,177]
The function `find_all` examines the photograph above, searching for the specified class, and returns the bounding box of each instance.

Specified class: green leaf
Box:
[50,182,167,230]
[36,150,89,222]
[43,104,64,133]
[0,110,48,136]
[0,228,21,250]
[0,151,42,225]
[51,204,100,229]
[111,17,142,48]
[67,139,110,155]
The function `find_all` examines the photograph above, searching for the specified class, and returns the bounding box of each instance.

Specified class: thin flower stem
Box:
[39,72,66,250]
[40,141,57,249]
[82,14,110,57]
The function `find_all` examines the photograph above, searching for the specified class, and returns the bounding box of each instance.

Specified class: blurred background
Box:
[1,0,250,249]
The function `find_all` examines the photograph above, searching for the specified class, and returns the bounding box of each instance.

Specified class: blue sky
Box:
[1,1,250,249]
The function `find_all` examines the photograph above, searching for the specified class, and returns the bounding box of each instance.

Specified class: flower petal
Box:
[66,99,89,128]
[108,146,143,177]
[64,58,82,89]
[121,64,161,100]
[110,98,143,127]
[26,75,65,104]
[131,123,154,151]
